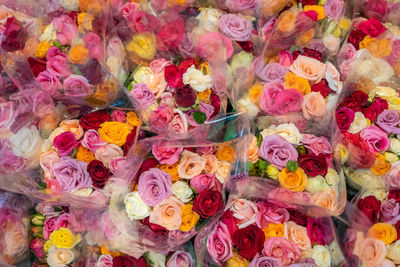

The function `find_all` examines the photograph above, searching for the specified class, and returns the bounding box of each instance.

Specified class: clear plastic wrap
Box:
[195,179,346,266]
[354,0,400,25]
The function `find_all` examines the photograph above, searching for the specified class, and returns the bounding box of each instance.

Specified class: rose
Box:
[256,62,288,83]
[355,57,394,84]
[297,154,328,177]
[302,92,327,120]
[226,0,257,12]
[47,247,75,266]
[193,189,223,218]
[59,120,84,140]
[1,17,27,52]
[338,91,369,112]
[387,240,400,264]
[357,18,386,38]
[354,238,386,267]
[182,65,212,93]
[311,188,339,213]
[196,32,233,64]
[164,64,183,89]
[33,91,54,118]
[81,129,107,153]
[190,174,217,194]
[273,89,304,115]
[46,52,72,79]
[288,209,308,226]
[358,195,381,223]
[289,56,326,83]
[309,245,331,267]
[218,14,252,42]
[43,216,57,239]
[98,121,130,147]
[255,202,289,228]
[94,144,124,167]
[284,221,311,253]
[96,254,113,267]
[174,85,197,108]
[207,222,233,265]
[149,105,174,129]
[360,125,390,153]
[388,190,400,202]
[305,176,329,194]
[112,255,147,267]
[230,198,258,228]
[63,74,92,99]
[0,102,16,138]
[52,15,78,45]
[301,134,332,156]
[149,196,183,230]
[368,222,398,245]
[363,97,388,122]
[259,134,298,169]
[129,83,155,108]
[169,111,189,134]
[51,158,92,192]
[259,81,284,113]
[37,70,62,96]
[249,254,282,267]
[233,224,265,259]
[83,32,103,60]
[9,126,43,164]
[167,251,194,267]
[306,218,328,245]
[80,111,111,131]
[384,162,400,188]
[87,160,111,188]
[324,0,344,20]
[30,238,44,258]
[178,150,206,179]
[377,110,400,134]
[111,110,127,123]
[171,181,194,203]
[381,199,400,225]
[152,141,183,165]
[262,237,302,265]
[53,131,78,157]
[336,107,355,132]
[40,151,60,173]
[156,17,185,51]
[278,167,307,192]
[124,191,151,220]
[311,80,333,99]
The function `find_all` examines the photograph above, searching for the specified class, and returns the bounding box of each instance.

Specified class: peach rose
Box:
[230,198,258,228]
[289,55,326,83]
[145,72,167,98]
[215,160,231,183]
[95,144,124,167]
[247,135,259,164]
[311,188,338,214]
[354,237,387,267]
[202,154,218,174]
[284,221,311,254]
[149,196,184,230]
[178,150,206,179]
[302,92,327,120]
[59,119,84,139]
[40,151,60,173]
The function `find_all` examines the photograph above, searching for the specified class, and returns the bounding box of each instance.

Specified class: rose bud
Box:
[31,226,43,239]
[31,214,45,226]
[175,85,197,108]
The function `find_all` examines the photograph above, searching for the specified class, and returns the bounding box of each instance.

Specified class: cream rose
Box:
[305,175,329,194]
[9,126,43,165]
[289,55,326,83]
[182,65,212,92]
[369,86,397,102]
[247,135,259,163]
[95,144,124,167]
[309,245,331,267]
[329,241,345,266]
[237,96,259,117]
[47,247,75,267]
[146,251,166,267]
[360,189,389,202]
[284,221,311,254]
[348,112,368,134]
[124,192,151,220]
[387,240,400,264]
[323,35,340,56]
[384,152,399,163]
[59,119,84,139]
[171,181,194,203]
[311,188,338,213]
[215,160,231,183]
[149,196,184,231]
[390,138,400,155]
[71,187,93,197]
[346,168,385,190]
[59,0,79,11]
[202,154,218,174]
[261,123,302,144]
[196,8,222,32]
[178,150,206,179]
[325,168,339,187]
[39,24,57,42]
[230,51,254,73]
[133,66,152,83]
[354,53,394,84]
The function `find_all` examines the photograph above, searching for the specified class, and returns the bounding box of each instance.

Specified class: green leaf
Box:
[287,160,299,172]
[193,111,207,124]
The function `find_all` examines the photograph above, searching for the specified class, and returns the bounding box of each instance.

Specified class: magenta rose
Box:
[256,201,290,228]
[166,251,195,267]
[306,218,328,245]
[190,174,217,194]
[207,222,233,265]
[152,141,183,165]
[272,89,303,115]
[225,0,257,12]
[30,238,44,258]
[256,62,288,83]
[249,254,283,267]
[218,14,253,42]
[36,70,62,96]
[301,134,332,156]
[137,168,172,206]
[53,131,79,157]
[381,199,400,225]
[43,216,57,239]
[83,32,103,60]
[81,129,107,152]
[360,125,390,153]
[63,74,93,98]
[47,53,72,78]
[52,15,78,45]
[259,81,285,113]
[129,83,155,108]
[259,135,298,169]
[55,213,69,229]
[376,110,400,134]
[262,237,302,266]
[51,158,92,192]
[111,110,127,122]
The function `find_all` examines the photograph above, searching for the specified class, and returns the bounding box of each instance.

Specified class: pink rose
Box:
[0,102,16,137]
[111,110,127,122]
[256,202,290,228]
[109,156,129,175]
[149,105,174,129]
[43,216,57,239]
[55,213,69,229]
[169,111,189,134]
[46,52,72,78]
[152,141,183,165]
[129,83,155,108]
[278,50,293,67]
[36,70,62,96]
[301,134,332,156]
[218,14,253,42]
[83,32,103,60]
[226,0,257,12]
[40,151,60,173]
[30,238,44,258]
[53,131,79,157]
[360,125,390,153]
[119,2,139,20]
[95,144,124,167]
[46,47,62,60]
[197,146,216,155]
[196,32,233,64]
[97,254,113,267]
[82,129,107,153]
[384,162,400,188]
[167,251,195,267]
[207,222,233,265]
[259,81,285,114]
[52,15,78,45]
[262,237,302,266]
[157,17,185,51]
[190,174,217,194]
[63,74,93,99]
[33,91,54,118]
[381,199,400,224]
[273,89,304,115]
[231,198,259,228]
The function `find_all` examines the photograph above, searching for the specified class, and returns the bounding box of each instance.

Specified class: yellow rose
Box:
[339,18,351,30]
[50,228,81,249]
[370,153,391,175]
[249,83,263,104]
[366,39,392,58]
[127,33,157,60]
[303,5,325,20]
[197,89,212,103]
[98,121,131,147]
[43,240,53,252]
[68,44,90,64]
[76,145,95,163]
[278,167,307,192]
[263,223,284,240]
[126,111,141,128]
[368,223,397,245]
[159,163,180,182]
[359,35,375,49]
[179,204,200,232]
[225,251,248,267]
[35,42,52,58]
[77,12,94,31]
[284,72,311,95]
[388,96,400,111]
[216,144,235,162]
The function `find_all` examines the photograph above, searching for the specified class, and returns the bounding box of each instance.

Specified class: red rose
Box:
[175,85,197,108]
[193,189,223,219]
[395,221,400,240]
[362,0,387,21]
[311,79,333,98]
[1,17,27,52]
[112,255,147,267]
[164,64,184,89]
[140,216,168,234]
[53,131,78,157]
[298,154,328,177]
[210,92,221,118]
[288,209,308,226]
[338,91,368,112]
[28,57,47,77]
[301,48,323,61]
[357,196,381,223]
[347,29,367,50]
[388,190,400,202]
[357,18,386,38]
[307,218,329,246]
[336,107,355,132]
[178,58,198,73]
[298,0,317,4]
[79,111,111,131]
[343,132,375,169]
[67,11,78,23]
[156,17,185,51]
[232,224,265,259]
[363,97,388,122]
[134,158,159,183]
[123,129,137,156]
[237,41,254,52]
[87,160,111,188]
[220,210,238,237]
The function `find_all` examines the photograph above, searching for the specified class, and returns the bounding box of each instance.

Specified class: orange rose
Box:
[284,72,311,95]
[249,83,263,104]
[149,197,184,230]
[278,167,307,192]
[68,44,90,64]
[371,154,391,175]
[295,28,315,47]
[79,0,102,13]
[302,92,327,120]
[38,114,60,131]
[216,144,235,162]
[368,223,397,245]
[263,0,290,17]
[303,5,325,20]
[197,89,212,103]
[76,145,95,163]
[247,135,259,164]
[277,9,297,33]
[366,39,392,58]
[263,223,284,240]
[159,163,180,182]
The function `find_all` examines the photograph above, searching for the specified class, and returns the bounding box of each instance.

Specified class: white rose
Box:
[59,0,79,11]
[196,8,222,32]
[323,35,340,56]
[360,189,389,202]
[390,138,400,155]
[47,247,75,267]
[325,168,339,187]
[329,241,345,266]
[39,24,57,42]
[9,126,43,165]
[146,251,167,267]
[133,66,152,84]
[305,175,329,194]
[387,240,400,264]
[124,192,151,220]
[171,181,194,203]
[353,51,394,84]
[345,168,385,190]
[348,112,368,134]
[71,187,93,197]
[230,51,254,74]
[107,56,127,83]
[275,123,302,144]
[216,160,231,183]
[237,96,259,117]
[309,245,331,267]
[182,65,212,92]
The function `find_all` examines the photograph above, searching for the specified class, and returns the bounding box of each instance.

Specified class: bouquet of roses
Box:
[195,179,345,266]
[356,0,400,25]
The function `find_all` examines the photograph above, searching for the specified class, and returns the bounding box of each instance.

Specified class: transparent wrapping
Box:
[354,0,400,25]
[195,179,346,266]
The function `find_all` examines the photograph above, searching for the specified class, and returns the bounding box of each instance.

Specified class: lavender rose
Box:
[51,158,92,192]
[225,0,257,12]
[256,62,288,83]
[259,134,298,169]
[129,82,155,108]
[137,168,172,206]
[249,254,283,267]
[63,74,93,98]
[381,199,400,225]
[178,33,196,58]
[288,258,318,267]
[376,110,400,134]
[218,14,253,42]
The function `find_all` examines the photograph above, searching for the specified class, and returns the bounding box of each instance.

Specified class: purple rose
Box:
[218,14,253,42]
[166,251,195,267]
[53,131,79,157]
[256,62,288,83]
[129,83,155,108]
[376,109,400,134]
[381,199,400,225]
[63,74,93,98]
[360,125,390,153]
[137,168,172,206]
[46,52,72,78]
[178,33,196,58]
[51,158,92,193]
[324,0,344,21]
[225,0,257,12]
[249,254,283,267]
[288,258,317,267]
[259,135,298,169]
